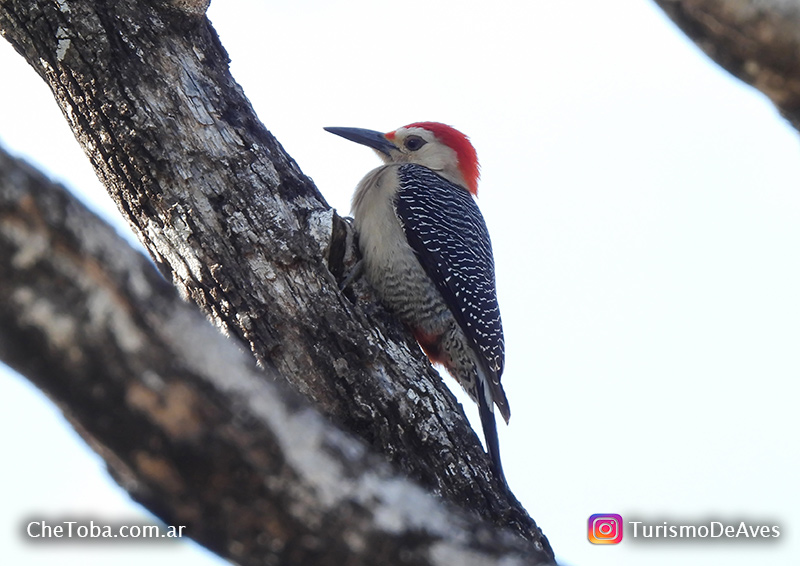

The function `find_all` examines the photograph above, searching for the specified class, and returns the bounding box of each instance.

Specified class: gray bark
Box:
[0,143,552,565]
[0,146,547,565]
[0,0,553,563]
[654,0,800,130]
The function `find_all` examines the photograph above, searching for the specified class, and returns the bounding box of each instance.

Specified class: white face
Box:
[381,127,466,188]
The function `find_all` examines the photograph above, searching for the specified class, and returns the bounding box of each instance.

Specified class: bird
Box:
[325,122,510,485]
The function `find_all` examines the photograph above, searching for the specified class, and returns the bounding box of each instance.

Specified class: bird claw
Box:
[339,259,364,291]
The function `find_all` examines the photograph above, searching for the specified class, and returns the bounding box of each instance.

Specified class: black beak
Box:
[324,127,397,156]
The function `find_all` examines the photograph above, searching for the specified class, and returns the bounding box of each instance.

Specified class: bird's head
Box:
[325,122,480,196]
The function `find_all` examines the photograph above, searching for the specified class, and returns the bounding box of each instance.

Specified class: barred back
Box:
[394,163,505,382]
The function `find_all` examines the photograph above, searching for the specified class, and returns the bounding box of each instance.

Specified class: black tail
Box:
[477,388,507,488]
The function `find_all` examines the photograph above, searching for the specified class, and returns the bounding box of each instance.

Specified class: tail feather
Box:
[477,387,507,487]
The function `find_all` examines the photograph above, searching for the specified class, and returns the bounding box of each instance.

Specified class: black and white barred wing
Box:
[394,164,506,384]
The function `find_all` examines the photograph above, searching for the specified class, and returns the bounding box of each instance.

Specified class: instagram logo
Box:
[588,514,623,544]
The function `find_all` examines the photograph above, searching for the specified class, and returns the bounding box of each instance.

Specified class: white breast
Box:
[350,164,450,330]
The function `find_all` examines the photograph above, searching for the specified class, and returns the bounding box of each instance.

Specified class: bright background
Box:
[1,1,798,565]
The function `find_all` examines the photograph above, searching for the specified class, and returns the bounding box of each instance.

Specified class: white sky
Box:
[1,1,798,565]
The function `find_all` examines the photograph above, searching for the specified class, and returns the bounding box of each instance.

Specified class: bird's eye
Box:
[404,136,427,151]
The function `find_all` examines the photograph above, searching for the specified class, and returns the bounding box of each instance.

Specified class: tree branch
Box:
[0,145,549,565]
[0,0,552,561]
[653,0,800,130]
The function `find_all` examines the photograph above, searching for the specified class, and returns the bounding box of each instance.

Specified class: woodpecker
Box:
[325,122,510,484]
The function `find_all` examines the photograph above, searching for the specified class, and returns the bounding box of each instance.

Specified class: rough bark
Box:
[0,146,546,565]
[654,0,800,130]
[0,0,552,563]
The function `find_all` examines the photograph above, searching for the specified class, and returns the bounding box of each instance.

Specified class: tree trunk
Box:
[0,0,553,563]
[0,144,546,566]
